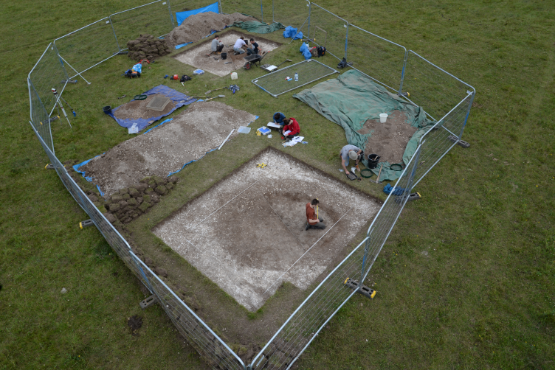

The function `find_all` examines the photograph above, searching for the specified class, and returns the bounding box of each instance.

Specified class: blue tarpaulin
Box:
[108,85,196,132]
[175,2,219,26]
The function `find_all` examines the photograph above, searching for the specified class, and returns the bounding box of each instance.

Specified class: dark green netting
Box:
[293,70,435,181]
[232,21,285,34]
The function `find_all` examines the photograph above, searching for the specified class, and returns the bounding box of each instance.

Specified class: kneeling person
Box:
[306,199,326,230]
[340,144,363,175]
[282,118,300,140]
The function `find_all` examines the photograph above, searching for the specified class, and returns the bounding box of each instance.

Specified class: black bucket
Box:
[367,154,380,169]
[221,52,227,60]
[103,105,112,115]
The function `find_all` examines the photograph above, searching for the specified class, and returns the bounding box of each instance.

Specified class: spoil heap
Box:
[166,12,256,48]
[127,34,171,61]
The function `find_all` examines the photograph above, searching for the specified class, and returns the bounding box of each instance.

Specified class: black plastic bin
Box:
[367,154,380,169]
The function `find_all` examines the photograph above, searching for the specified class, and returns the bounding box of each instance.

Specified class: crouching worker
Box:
[282,118,300,140]
[306,199,326,230]
[211,35,224,54]
[340,144,363,176]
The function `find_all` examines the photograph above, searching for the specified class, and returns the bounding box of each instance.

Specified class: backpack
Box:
[317,46,326,57]
[180,75,192,82]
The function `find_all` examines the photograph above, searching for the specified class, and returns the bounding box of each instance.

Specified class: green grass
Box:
[1,0,554,369]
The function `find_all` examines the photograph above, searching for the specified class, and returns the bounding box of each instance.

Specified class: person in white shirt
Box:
[233,37,247,54]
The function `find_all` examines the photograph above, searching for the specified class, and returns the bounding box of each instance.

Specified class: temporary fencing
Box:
[252,59,338,97]
[27,0,474,369]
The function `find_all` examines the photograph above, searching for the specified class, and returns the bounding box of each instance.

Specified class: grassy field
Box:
[1,0,554,369]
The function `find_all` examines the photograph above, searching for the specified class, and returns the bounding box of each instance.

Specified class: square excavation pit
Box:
[174,31,281,77]
[80,101,256,197]
[153,149,381,311]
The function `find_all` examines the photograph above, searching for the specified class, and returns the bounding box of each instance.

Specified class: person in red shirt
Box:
[281,118,300,140]
[305,199,326,230]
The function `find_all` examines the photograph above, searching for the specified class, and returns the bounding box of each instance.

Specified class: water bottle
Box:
[294,73,298,81]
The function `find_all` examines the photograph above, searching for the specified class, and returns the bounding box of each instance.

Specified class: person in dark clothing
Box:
[247,38,262,55]
[306,199,326,230]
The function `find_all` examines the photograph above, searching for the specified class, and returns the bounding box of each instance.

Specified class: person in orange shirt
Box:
[305,199,326,230]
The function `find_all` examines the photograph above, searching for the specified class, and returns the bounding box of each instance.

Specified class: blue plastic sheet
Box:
[300,43,312,60]
[383,183,405,196]
[175,42,192,49]
[176,2,219,26]
[293,31,303,40]
[283,26,297,38]
[108,85,196,132]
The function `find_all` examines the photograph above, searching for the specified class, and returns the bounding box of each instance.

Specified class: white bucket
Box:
[231,72,238,80]
[379,113,388,123]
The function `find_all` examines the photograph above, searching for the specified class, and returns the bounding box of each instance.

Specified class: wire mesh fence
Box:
[306,3,347,61]
[272,0,310,31]
[26,0,474,368]
[252,59,338,97]
[28,44,69,118]
[54,18,120,78]
[346,24,407,93]
[110,1,174,51]
[401,50,474,121]
[29,121,246,370]
[250,145,422,370]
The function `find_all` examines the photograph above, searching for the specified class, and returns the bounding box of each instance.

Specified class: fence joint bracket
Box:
[140,295,157,309]
[79,219,94,229]
[45,164,55,170]
[344,278,376,299]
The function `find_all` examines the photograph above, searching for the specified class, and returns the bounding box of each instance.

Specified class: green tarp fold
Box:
[232,21,285,34]
[293,70,435,181]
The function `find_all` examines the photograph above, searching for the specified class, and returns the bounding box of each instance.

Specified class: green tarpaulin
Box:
[232,21,285,34]
[293,70,435,181]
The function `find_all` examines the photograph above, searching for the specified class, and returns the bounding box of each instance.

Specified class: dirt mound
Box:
[114,94,176,120]
[127,34,171,61]
[166,12,256,48]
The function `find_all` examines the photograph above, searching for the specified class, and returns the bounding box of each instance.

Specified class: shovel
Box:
[204,95,225,102]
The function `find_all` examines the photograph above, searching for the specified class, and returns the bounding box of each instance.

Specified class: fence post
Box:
[360,235,371,284]
[458,90,475,138]
[260,0,263,22]
[398,50,408,95]
[272,0,274,23]
[344,23,348,60]
[167,0,175,28]
[307,1,311,39]
[108,16,121,51]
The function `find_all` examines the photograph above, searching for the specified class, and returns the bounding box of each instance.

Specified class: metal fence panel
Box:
[249,146,422,370]
[252,59,338,97]
[401,50,474,121]
[28,80,54,153]
[110,1,175,52]
[272,0,310,31]
[221,0,263,20]
[307,3,347,61]
[28,44,69,117]
[412,93,473,187]
[54,18,119,78]
[29,122,246,370]
[346,24,407,93]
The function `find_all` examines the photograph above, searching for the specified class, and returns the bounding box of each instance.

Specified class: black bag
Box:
[317,46,326,57]
[180,75,192,82]
[337,58,347,69]
[221,52,227,60]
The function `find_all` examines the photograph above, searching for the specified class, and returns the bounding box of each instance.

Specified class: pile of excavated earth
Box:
[127,34,171,61]
[165,11,256,48]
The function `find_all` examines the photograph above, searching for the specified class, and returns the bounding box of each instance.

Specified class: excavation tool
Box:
[260,59,293,73]
[373,163,383,184]
[204,95,225,102]
[256,163,267,169]
[205,86,227,95]
[50,88,76,128]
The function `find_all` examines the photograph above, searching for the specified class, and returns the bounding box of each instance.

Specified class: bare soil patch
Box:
[174,31,281,77]
[113,94,176,120]
[358,110,418,164]
[153,149,381,313]
[166,12,257,48]
[81,101,256,197]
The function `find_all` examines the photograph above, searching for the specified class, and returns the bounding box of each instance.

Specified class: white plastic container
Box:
[379,113,388,123]
[231,72,238,80]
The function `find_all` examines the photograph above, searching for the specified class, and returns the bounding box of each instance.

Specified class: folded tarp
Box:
[299,42,312,60]
[232,21,285,34]
[293,70,435,181]
[108,85,196,132]
[175,1,219,26]
[283,25,303,40]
